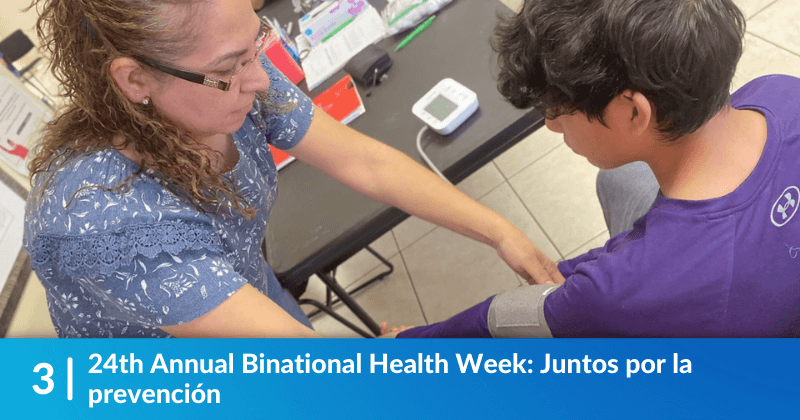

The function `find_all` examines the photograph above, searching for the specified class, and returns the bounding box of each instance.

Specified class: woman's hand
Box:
[378,321,415,338]
[495,227,565,285]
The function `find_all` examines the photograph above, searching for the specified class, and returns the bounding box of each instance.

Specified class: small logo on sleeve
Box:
[771,186,799,227]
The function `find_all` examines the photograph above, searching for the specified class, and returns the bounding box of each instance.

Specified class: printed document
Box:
[299,5,386,90]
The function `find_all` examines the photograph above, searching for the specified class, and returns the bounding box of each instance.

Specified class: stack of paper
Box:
[298,4,386,90]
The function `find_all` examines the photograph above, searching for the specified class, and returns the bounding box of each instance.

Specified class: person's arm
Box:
[395,283,561,338]
[395,296,495,338]
[289,107,564,285]
[120,247,321,338]
[558,231,630,277]
[161,284,321,338]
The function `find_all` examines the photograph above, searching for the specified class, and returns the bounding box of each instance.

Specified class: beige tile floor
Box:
[5,0,800,338]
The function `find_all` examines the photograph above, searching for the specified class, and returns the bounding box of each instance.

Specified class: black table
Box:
[259,0,543,335]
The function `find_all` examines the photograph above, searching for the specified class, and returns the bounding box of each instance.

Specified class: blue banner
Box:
[1,339,796,419]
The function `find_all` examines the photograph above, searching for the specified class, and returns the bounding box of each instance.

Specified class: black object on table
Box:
[259,0,544,336]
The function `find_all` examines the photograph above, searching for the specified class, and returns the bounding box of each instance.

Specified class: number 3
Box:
[33,363,54,395]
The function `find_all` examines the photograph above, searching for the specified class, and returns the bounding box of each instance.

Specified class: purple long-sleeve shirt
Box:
[400,75,800,338]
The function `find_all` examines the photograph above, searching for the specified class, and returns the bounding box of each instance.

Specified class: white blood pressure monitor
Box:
[412,78,479,135]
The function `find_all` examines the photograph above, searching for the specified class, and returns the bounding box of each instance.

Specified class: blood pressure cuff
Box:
[344,45,392,87]
[488,284,560,338]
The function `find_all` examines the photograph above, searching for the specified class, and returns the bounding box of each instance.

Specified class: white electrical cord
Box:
[415,125,452,185]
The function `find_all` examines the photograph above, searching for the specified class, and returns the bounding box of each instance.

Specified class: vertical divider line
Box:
[67,357,73,401]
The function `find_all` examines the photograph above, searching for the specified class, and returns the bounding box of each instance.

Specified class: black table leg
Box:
[315,270,382,336]
[302,244,394,313]
[297,298,374,338]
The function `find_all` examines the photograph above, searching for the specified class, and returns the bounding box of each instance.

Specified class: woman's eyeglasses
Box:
[134,21,271,92]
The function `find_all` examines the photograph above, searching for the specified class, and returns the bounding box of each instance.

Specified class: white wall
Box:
[0,0,39,42]
[0,0,43,74]
[0,0,58,338]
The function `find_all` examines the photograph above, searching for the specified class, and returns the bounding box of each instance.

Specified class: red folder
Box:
[269,145,295,170]
[271,75,365,171]
[312,74,366,125]
[264,32,305,85]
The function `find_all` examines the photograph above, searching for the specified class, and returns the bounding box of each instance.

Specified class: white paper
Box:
[0,67,52,176]
[300,5,386,90]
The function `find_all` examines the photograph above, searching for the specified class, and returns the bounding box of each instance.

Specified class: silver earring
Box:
[142,97,150,105]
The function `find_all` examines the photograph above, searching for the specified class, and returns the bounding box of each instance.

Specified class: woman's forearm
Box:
[359,140,518,249]
[290,108,563,284]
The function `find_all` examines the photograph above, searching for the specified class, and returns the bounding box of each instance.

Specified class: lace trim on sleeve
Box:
[29,221,225,277]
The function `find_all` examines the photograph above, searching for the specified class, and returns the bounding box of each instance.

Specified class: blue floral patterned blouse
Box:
[23,57,315,337]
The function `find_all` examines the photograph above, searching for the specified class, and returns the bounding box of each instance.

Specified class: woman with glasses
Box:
[24,0,562,338]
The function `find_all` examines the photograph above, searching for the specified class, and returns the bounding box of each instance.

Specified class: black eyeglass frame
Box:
[133,21,271,92]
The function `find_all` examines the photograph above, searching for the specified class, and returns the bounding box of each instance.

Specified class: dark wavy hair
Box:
[493,0,746,141]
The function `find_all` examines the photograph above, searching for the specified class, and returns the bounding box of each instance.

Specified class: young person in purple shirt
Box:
[395,0,800,338]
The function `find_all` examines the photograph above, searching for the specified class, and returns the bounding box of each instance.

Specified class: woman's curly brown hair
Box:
[28,0,276,218]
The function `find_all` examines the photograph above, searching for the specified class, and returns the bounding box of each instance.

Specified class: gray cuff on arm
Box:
[487,285,560,338]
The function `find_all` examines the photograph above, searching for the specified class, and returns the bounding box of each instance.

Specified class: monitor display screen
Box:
[423,94,457,121]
